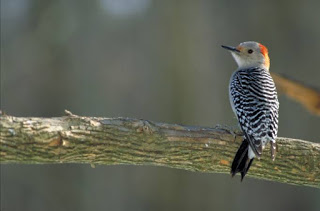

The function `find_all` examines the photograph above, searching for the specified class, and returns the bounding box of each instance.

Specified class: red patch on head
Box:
[258,43,270,69]
[258,43,268,57]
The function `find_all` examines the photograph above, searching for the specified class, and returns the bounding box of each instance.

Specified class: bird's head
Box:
[222,41,270,70]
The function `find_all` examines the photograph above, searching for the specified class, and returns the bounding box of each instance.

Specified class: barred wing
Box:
[229,68,279,157]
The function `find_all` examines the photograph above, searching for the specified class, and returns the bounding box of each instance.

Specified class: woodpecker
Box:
[222,41,279,180]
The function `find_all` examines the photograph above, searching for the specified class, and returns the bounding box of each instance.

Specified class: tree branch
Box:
[1,111,319,188]
[271,72,320,116]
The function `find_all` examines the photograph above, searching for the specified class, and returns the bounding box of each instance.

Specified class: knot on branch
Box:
[135,120,156,134]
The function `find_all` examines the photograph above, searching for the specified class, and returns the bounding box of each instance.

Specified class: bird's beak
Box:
[221,45,240,53]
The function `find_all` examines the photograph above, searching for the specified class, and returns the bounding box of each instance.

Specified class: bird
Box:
[221,41,279,181]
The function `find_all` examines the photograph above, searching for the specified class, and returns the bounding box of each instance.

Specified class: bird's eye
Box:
[248,49,253,54]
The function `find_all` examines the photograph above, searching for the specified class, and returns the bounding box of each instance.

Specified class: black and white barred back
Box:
[230,67,279,179]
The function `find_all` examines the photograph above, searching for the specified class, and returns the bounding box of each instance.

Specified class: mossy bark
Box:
[1,112,319,188]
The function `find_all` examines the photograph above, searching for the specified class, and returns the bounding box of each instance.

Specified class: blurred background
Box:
[1,0,320,210]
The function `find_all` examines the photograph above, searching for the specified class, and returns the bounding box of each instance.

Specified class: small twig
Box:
[271,73,320,115]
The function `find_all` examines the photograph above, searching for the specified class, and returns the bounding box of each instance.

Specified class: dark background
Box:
[1,0,320,210]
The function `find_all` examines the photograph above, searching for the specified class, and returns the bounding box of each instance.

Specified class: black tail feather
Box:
[231,138,254,181]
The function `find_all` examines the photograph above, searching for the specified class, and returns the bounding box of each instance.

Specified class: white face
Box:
[230,41,268,69]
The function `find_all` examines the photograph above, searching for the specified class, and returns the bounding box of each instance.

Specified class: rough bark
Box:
[1,111,319,188]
